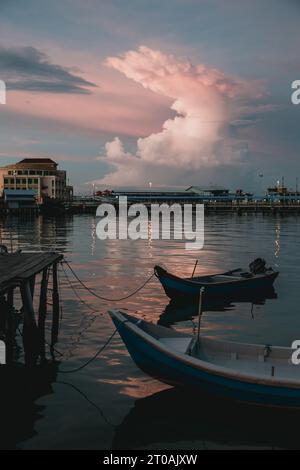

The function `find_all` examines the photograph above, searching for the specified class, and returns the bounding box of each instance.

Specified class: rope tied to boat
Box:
[62,259,155,302]
[58,319,130,374]
[58,327,118,373]
[53,258,155,373]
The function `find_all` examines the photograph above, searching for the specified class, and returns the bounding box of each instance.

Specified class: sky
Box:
[0,0,300,193]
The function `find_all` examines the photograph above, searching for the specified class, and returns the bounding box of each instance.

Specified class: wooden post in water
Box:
[6,287,14,364]
[20,280,40,366]
[196,287,205,346]
[38,268,48,362]
[29,275,36,299]
[51,262,60,355]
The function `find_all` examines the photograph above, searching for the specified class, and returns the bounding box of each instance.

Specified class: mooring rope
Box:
[47,260,154,373]
[56,380,115,427]
[58,327,118,373]
[16,260,149,371]
[60,263,100,314]
[63,259,155,302]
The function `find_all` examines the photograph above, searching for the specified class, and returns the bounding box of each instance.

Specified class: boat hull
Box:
[155,266,279,300]
[112,315,300,408]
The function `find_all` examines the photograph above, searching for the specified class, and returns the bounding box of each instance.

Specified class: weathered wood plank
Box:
[20,280,40,366]
[38,267,48,362]
[51,261,60,352]
[17,254,63,280]
[0,252,63,293]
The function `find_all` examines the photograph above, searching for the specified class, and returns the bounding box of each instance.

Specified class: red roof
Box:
[18,158,57,165]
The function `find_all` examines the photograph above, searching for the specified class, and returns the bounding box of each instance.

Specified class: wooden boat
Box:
[109,309,300,408]
[154,264,279,300]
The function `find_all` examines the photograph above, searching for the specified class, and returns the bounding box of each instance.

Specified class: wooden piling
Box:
[29,275,36,299]
[6,287,14,364]
[20,280,40,366]
[0,251,63,365]
[51,262,60,354]
[38,268,48,362]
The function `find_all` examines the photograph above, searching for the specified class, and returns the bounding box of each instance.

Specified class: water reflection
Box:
[158,288,278,328]
[56,380,115,428]
[0,363,58,450]
[113,387,300,450]
[0,213,300,449]
[275,218,281,261]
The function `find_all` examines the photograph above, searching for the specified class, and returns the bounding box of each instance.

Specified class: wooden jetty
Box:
[0,250,63,366]
[2,196,300,215]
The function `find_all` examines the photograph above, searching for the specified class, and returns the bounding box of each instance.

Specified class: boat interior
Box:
[190,274,247,283]
[192,337,300,382]
[188,270,272,283]
[131,314,300,383]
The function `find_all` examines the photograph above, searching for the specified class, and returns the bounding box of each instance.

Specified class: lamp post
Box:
[258,173,264,198]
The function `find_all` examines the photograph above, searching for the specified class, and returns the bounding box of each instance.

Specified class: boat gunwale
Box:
[110,309,299,390]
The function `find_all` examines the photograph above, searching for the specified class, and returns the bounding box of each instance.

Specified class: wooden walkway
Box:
[0,251,64,366]
[0,252,63,294]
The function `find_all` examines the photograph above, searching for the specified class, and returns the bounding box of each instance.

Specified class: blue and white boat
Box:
[154,263,279,300]
[109,309,300,408]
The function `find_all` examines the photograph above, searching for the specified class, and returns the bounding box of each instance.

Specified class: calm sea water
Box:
[1,212,300,449]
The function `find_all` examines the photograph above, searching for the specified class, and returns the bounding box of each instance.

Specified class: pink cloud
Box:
[95,46,266,185]
[3,45,172,139]
[6,83,170,138]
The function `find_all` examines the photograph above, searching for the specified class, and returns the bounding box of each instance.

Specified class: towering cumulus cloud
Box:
[98,46,265,186]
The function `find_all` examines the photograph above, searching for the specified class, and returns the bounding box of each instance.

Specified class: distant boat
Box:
[109,310,300,408]
[154,261,279,300]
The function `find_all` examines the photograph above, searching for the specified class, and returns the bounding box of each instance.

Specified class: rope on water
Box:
[60,262,100,314]
[58,327,118,374]
[55,259,154,372]
[63,259,155,302]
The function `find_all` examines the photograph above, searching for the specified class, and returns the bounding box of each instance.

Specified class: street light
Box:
[258,173,264,196]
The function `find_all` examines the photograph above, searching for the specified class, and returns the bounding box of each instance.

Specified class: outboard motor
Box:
[249,258,267,275]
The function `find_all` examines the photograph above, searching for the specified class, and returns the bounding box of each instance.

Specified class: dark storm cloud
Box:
[0,46,96,93]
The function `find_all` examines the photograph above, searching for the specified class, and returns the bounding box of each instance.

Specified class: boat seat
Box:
[159,337,192,353]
